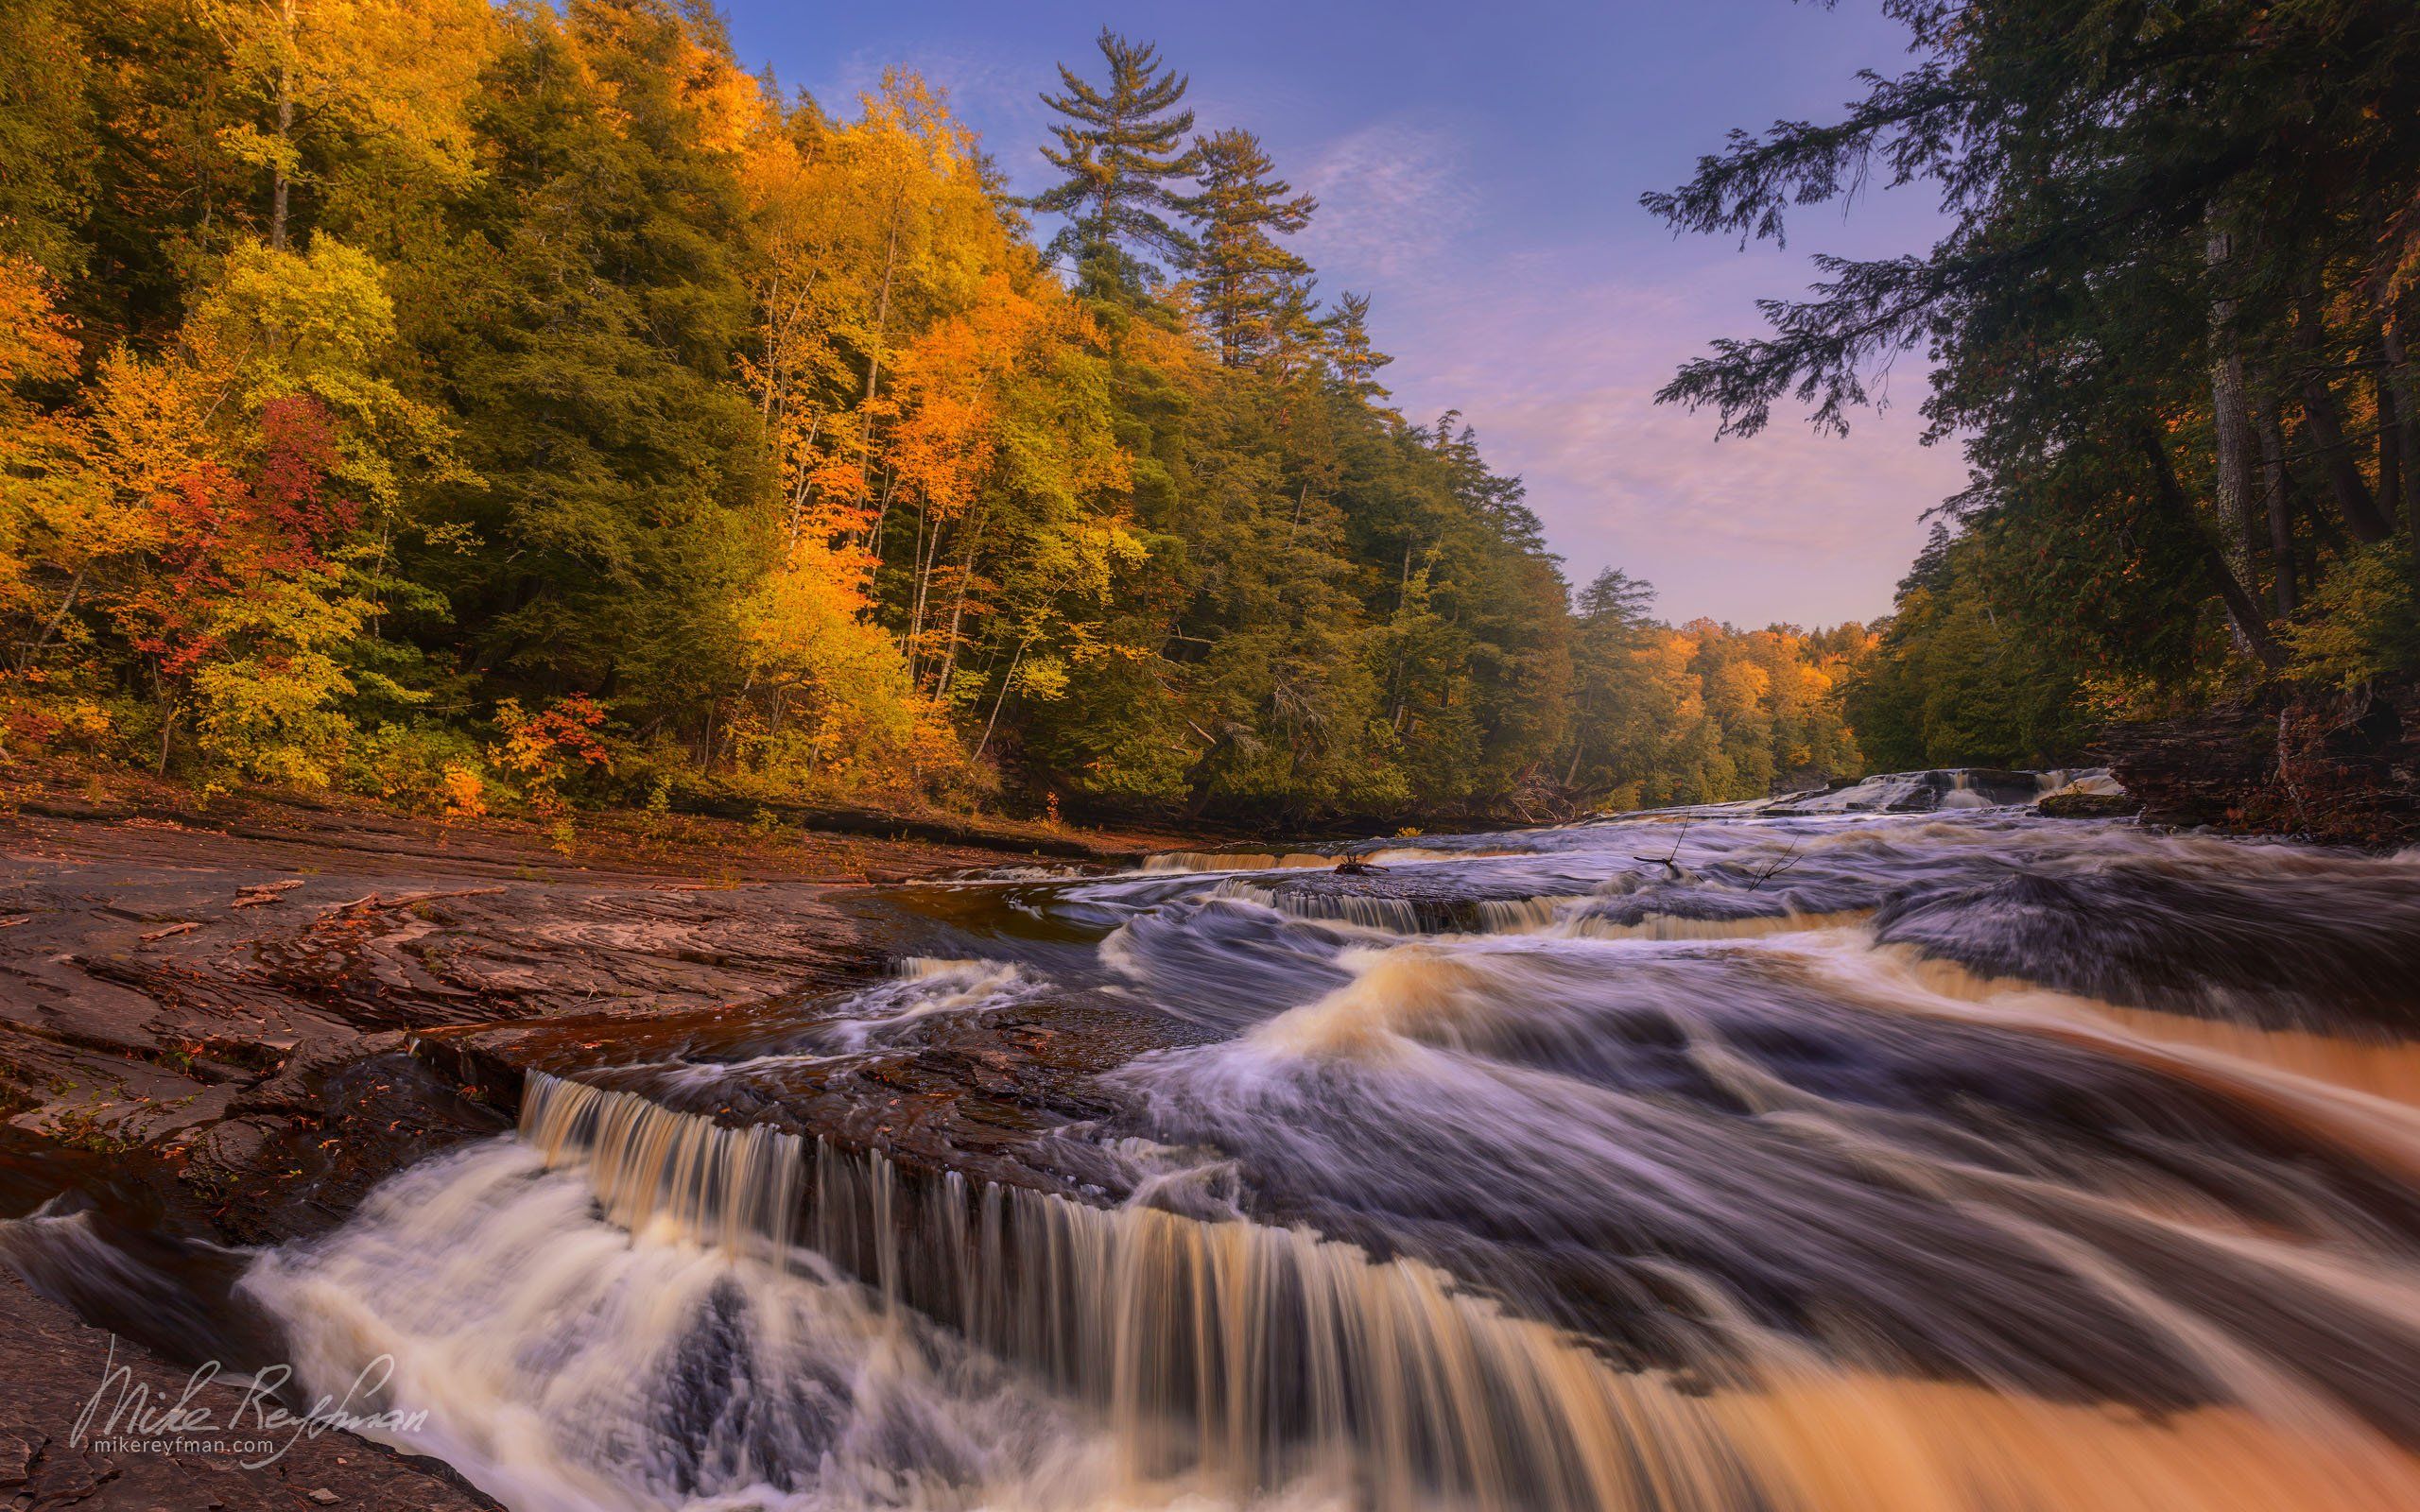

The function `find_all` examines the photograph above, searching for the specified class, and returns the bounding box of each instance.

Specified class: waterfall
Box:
[522,1072,804,1266]
[1141,852,1325,874]
[1211,878,1436,934]
[514,1072,1755,1509]
[487,1069,2420,1512]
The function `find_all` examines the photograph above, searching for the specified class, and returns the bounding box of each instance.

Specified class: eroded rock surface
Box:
[0,775,1059,1237]
[0,1268,502,1512]
[0,770,1099,1507]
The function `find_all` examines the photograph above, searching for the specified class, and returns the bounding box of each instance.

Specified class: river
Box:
[18,799,2420,1510]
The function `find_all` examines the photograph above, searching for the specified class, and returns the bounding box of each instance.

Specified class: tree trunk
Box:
[270,84,292,249]
[975,638,1033,762]
[757,273,781,421]
[269,0,296,250]
[2300,469,2352,563]
[17,567,84,672]
[2294,299,2393,542]
[2256,401,2297,617]
[902,499,930,671]
[2386,320,2420,595]
[2382,318,2420,544]
[857,192,904,490]
[2138,425,2284,670]
[908,503,949,690]
[931,509,991,701]
[2206,218,2258,595]
[2382,370,2404,537]
[785,413,822,548]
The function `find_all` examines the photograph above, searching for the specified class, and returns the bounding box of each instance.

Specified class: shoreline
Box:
[0,758,1163,1506]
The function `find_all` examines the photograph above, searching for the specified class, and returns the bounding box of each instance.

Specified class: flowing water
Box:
[21,801,2420,1510]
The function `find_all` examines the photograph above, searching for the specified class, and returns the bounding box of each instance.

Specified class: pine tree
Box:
[1577,567,1654,627]
[1181,129,1316,369]
[1320,291,1392,402]
[1030,29,1197,295]
[8,1,1849,825]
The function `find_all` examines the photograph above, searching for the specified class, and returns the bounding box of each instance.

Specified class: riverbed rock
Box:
[0,768,1068,1243]
[2035,790,2142,818]
[2098,682,2418,846]
[0,1268,501,1511]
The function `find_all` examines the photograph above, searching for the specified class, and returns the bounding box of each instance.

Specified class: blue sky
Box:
[716,0,1964,627]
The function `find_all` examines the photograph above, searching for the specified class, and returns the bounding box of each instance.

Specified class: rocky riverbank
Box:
[0,762,1159,1508]
[2099,682,2418,848]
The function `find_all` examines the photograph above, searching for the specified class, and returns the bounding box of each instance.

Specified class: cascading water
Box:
[31,798,2420,1509]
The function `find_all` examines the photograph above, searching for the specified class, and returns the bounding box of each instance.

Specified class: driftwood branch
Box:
[231,879,307,908]
[322,886,508,916]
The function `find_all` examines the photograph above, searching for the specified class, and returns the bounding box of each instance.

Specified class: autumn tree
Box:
[8,6,1868,826]
[5,234,449,780]
[0,0,98,279]
[197,0,486,250]
[0,258,96,747]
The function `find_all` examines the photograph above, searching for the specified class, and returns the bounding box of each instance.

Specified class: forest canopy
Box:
[1,3,1876,826]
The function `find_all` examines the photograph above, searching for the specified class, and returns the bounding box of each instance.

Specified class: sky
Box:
[715,0,1966,628]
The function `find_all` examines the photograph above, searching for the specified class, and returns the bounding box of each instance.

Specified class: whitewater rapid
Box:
[61,808,2420,1509]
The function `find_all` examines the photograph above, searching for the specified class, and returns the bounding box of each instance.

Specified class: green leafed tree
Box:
[1844,524,2090,771]
[4,6,1893,826]
[406,0,770,730]
[1648,0,2420,732]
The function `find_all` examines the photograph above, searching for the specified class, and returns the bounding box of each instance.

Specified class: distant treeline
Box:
[1,2,1872,824]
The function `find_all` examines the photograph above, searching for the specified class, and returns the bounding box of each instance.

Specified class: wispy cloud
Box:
[1297,120,1482,283]
[811,45,1058,172]
[777,43,1961,627]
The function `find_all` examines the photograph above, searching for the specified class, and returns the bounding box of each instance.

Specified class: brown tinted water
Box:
[19,810,2420,1510]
